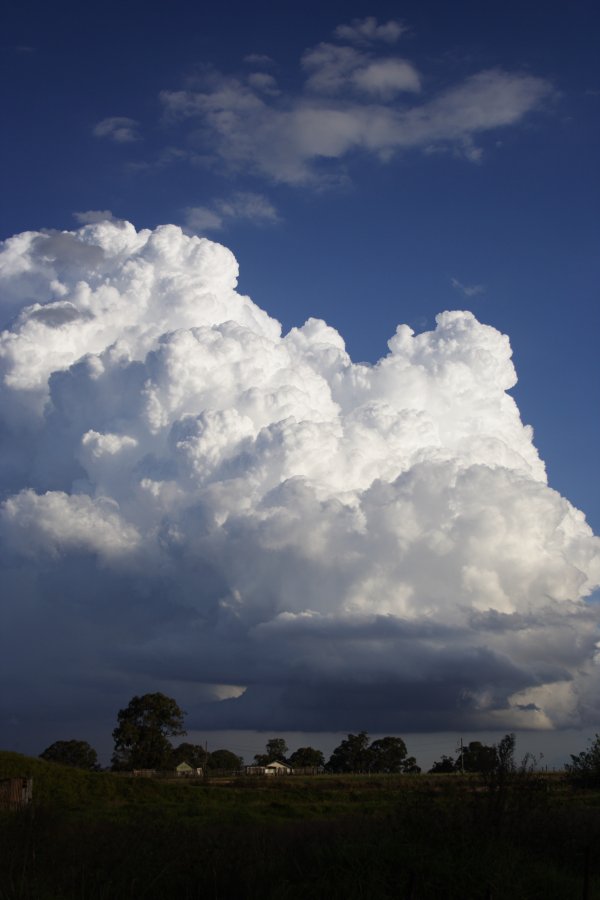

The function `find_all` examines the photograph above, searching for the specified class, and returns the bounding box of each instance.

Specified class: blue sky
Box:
[1,1,600,766]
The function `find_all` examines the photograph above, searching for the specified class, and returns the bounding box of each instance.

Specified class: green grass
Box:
[1,752,600,899]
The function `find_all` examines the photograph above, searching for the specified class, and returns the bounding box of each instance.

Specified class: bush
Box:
[565,733,600,787]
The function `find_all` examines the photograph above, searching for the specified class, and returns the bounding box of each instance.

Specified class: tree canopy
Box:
[430,735,516,776]
[459,741,498,774]
[369,736,409,773]
[111,692,186,771]
[429,755,457,774]
[326,732,372,773]
[254,737,288,766]
[288,746,325,769]
[170,742,208,769]
[207,749,244,771]
[326,732,418,773]
[40,739,99,770]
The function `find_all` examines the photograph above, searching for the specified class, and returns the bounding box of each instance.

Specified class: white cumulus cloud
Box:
[1,220,599,741]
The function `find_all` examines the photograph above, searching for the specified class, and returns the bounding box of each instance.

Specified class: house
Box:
[244,760,293,776]
[175,761,202,776]
[265,761,292,775]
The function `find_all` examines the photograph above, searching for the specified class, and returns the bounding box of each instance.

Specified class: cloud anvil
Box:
[1,221,599,736]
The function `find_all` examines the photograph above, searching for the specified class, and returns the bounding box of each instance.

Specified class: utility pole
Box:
[458,737,464,774]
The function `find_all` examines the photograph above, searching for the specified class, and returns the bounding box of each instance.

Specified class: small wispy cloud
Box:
[93,116,141,143]
[73,210,117,225]
[302,43,421,97]
[244,53,274,66]
[333,16,407,45]
[185,192,280,233]
[451,277,486,298]
[247,72,280,96]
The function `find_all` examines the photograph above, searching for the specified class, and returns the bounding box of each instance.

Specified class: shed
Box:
[0,777,33,810]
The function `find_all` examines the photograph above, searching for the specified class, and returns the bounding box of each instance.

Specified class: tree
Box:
[254,737,288,766]
[326,732,372,773]
[429,755,457,774]
[565,734,600,787]
[369,736,408,773]
[288,746,325,769]
[495,733,516,777]
[170,742,208,769]
[40,739,99,770]
[207,749,244,771]
[460,741,497,774]
[111,693,186,771]
[402,756,422,774]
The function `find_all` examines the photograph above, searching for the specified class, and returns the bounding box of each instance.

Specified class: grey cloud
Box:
[73,210,117,225]
[185,192,280,234]
[333,17,408,45]
[159,66,553,184]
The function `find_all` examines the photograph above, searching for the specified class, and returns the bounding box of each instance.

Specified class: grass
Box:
[1,752,600,898]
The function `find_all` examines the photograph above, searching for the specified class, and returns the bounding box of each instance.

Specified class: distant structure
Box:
[245,761,293,776]
[175,761,203,777]
[0,777,33,810]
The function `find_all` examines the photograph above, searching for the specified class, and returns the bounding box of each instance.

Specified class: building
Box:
[175,761,202,776]
[245,761,293,776]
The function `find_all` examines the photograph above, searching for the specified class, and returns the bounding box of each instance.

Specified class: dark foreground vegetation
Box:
[2,751,600,899]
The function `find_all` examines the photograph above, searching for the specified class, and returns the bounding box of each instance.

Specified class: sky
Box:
[1,0,599,769]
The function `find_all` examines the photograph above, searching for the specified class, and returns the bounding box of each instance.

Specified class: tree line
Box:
[38,691,600,785]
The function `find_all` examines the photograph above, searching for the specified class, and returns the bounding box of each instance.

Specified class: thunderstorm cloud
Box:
[1,220,599,741]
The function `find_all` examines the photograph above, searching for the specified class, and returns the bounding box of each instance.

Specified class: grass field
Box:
[1,751,599,899]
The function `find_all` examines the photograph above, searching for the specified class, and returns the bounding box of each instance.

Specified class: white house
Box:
[264,761,292,776]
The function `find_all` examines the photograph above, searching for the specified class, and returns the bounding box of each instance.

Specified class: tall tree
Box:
[111,693,186,770]
[40,739,99,771]
[495,733,516,776]
[369,736,408,773]
[459,741,497,774]
[326,732,372,773]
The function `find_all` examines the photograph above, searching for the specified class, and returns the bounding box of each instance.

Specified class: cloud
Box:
[184,192,280,233]
[73,210,117,225]
[159,60,553,185]
[302,43,421,97]
[451,277,486,298]
[247,72,280,96]
[333,17,408,45]
[93,117,141,143]
[1,220,599,744]
[243,53,274,66]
